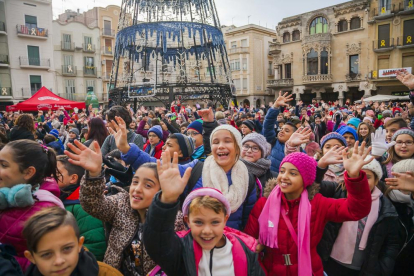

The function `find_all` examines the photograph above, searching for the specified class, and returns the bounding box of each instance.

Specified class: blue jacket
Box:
[263,107,285,172]
[122,144,256,230]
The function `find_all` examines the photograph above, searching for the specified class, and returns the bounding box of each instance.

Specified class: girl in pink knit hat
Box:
[245,141,373,276]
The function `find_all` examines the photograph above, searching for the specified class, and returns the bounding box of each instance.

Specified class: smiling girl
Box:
[65,140,185,275]
[357,122,374,147]
[245,142,372,276]
[0,140,63,272]
[383,129,414,179]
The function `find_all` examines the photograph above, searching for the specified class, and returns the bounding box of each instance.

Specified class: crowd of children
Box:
[0,71,413,275]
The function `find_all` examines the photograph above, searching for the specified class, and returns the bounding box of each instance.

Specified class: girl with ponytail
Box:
[0,140,63,272]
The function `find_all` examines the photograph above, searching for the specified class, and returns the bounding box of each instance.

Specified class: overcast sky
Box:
[53,0,347,29]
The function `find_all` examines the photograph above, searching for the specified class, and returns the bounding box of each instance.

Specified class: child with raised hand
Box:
[244,141,373,276]
[23,207,122,276]
[143,150,265,276]
[0,140,63,272]
[64,140,185,275]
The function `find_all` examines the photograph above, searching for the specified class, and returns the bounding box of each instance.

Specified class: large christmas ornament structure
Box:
[109,0,235,108]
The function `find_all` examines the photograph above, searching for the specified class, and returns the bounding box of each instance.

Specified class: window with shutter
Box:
[25,15,37,29]
[30,75,41,94]
[403,20,414,46]
[307,49,318,75]
[338,20,348,32]
[27,46,40,66]
[378,58,389,70]
[402,55,414,68]
[378,24,390,48]
[321,49,328,74]
[350,18,361,30]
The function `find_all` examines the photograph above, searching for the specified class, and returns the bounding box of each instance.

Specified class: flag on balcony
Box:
[21,25,28,34]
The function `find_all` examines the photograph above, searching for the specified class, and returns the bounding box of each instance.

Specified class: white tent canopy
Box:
[355,94,410,103]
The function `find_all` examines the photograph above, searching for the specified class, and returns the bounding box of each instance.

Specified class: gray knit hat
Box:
[391,159,414,174]
[242,133,271,158]
[392,128,414,141]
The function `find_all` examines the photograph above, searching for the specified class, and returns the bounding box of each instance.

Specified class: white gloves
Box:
[371,129,396,157]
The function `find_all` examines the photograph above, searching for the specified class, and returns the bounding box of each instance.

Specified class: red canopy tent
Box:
[6,86,85,112]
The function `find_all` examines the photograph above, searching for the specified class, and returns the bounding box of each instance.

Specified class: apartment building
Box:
[52,20,103,103]
[223,24,276,108]
[57,5,122,104]
[0,0,12,110]
[368,0,414,95]
[4,0,55,105]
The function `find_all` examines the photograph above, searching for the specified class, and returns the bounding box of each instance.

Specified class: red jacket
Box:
[143,140,164,159]
[0,178,61,272]
[244,171,371,276]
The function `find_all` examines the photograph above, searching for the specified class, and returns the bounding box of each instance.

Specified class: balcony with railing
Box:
[61,41,75,51]
[19,57,50,69]
[0,87,12,97]
[397,36,414,48]
[82,43,96,53]
[16,25,48,38]
[102,28,115,37]
[302,74,333,84]
[268,43,281,55]
[83,66,97,76]
[102,46,113,56]
[0,21,6,35]
[228,47,249,55]
[373,38,395,52]
[62,65,77,76]
[20,88,36,98]
[0,55,9,67]
[398,0,414,15]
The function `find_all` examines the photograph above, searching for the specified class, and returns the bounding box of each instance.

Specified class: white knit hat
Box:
[210,124,242,150]
[362,155,383,180]
[391,159,414,174]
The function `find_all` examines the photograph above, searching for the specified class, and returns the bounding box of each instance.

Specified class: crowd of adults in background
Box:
[0,71,413,276]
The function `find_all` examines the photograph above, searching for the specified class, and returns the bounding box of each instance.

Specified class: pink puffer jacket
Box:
[0,178,61,272]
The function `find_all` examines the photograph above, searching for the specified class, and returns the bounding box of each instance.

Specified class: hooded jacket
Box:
[143,193,265,276]
[244,172,372,276]
[262,107,286,172]
[0,178,61,272]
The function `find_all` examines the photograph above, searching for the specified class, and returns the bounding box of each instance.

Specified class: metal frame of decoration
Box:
[109,0,235,109]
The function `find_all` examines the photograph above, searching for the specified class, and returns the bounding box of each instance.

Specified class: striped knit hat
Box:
[174,133,195,159]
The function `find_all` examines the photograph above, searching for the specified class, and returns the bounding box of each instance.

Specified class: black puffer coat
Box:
[318,181,402,276]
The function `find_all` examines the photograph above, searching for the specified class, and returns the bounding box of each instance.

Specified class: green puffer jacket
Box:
[63,187,107,261]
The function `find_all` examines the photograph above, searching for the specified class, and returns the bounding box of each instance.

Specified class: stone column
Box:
[293,86,305,101]
[311,87,325,101]
[359,81,376,98]
[332,83,349,106]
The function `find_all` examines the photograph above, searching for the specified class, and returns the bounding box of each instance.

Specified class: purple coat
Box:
[0,178,61,272]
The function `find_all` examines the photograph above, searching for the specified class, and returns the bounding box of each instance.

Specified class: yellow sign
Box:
[409,1,413,8]
[407,36,412,44]
[87,44,92,51]
[380,40,386,47]
[108,46,112,51]
[372,71,377,78]
[381,7,386,14]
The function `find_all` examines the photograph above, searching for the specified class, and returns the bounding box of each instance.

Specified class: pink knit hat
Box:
[280,152,317,188]
[182,187,231,216]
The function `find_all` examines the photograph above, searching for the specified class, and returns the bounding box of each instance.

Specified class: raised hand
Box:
[108,116,130,154]
[343,141,373,178]
[287,127,312,147]
[273,91,293,108]
[396,71,414,90]
[385,172,414,192]
[65,140,102,177]
[157,150,192,204]
[371,129,396,157]
[197,107,214,122]
[318,145,345,169]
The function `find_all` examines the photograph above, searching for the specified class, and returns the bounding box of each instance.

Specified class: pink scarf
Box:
[258,185,312,276]
[330,187,382,264]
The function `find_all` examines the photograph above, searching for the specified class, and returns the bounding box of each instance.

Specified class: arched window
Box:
[309,17,328,35]
[283,32,291,43]
[320,48,328,74]
[350,17,361,30]
[338,19,348,32]
[307,49,318,75]
[292,30,300,41]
